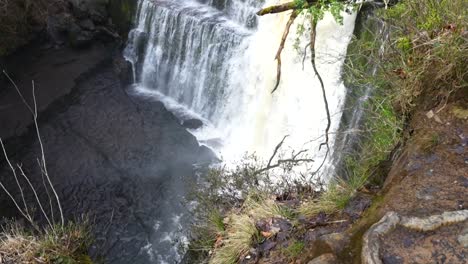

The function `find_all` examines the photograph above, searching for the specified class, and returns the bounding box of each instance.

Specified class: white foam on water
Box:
[125,0,358,261]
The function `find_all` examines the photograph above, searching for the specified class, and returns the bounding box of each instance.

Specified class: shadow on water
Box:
[0,58,213,263]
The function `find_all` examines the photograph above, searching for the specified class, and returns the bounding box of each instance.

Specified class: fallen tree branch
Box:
[257,1,379,16]
[257,2,299,16]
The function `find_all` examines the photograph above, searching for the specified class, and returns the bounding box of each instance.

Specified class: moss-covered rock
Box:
[108,0,137,39]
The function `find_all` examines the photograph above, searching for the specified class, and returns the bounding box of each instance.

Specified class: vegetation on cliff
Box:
[188,0,467,263]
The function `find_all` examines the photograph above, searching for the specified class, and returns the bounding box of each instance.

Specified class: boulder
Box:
[114,56,133,85]
[70,0,109,22]
[182,118,204,129]
[196,145,219,164]
[68,23,95,48]
[79,19,96,31]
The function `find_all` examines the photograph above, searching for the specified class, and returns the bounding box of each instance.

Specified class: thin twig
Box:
[17,165,53,230]
[302,42,312,70]
[267,135,289,168]
[0,72,65,228]
[37,158,55,225]
[30,80,64,226]
[2,71,34,115]
[0,139,36,230]
[0,138,29,216]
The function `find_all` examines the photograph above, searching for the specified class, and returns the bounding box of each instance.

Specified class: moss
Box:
[339,195,386,264]
[108,0,137,38]
[451,106,468,120]
[282,240,305,259]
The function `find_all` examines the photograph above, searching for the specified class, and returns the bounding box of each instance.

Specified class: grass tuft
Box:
[209,214,258,264]
[282,240,305,259]
[0,220,92,264]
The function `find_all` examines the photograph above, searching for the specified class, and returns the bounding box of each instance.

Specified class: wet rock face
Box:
[0,0,135,56]
[48,0,121,49]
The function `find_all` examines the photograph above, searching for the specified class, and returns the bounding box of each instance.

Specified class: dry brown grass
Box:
[0,221,92,264]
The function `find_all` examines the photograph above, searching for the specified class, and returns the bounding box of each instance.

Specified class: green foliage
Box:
[396,37,412,53]
[380,0,467,113]
[342,0,466,188]
[282,240,305,259]
[299,176,361,217]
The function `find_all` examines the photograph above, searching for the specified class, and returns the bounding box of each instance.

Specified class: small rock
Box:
[307,253,337,264]
[182,118,203,129]
[196,145,218,164]
[426,110,435,119]
[415,186,439,201]
[403,237,414,248]
[344,195,372,220]
[457,227,468,247]
[79,19,95,31]
[458,176,468,188]
[382,254,404,264]
[319,233,350,254]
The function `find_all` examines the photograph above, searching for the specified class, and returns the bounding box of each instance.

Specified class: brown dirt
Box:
[369,88,468,263]
[380,221,467,264]
[381,96,468,216]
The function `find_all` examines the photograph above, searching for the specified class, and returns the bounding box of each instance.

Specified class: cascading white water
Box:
[124,0,357,261]
[125,0,357,180]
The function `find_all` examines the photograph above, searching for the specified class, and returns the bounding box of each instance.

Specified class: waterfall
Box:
[123,0,357,261]
[125,0,357,180]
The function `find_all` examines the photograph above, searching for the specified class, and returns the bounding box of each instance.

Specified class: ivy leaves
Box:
[293,0,356,25]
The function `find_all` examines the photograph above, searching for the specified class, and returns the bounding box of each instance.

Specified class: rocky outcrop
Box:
[362,210,468,264]
[0,0,137,57]
[48,0,121,48]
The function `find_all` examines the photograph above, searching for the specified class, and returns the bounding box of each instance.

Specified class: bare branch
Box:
[30,80,64,226]
[267,135,289,168]
[1,71,65,227]
[0,138,29,216]
[17,164,53,230]
[309,19,331,151]
[37,158,55,225]
[256,158,314,174]
[256,136,314,175]
[272,11,298,94]
[2,70,34,115]
[0,138,36,229]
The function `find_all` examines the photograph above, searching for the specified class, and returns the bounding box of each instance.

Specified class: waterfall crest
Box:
[125,0,357,177]
[125,0,357,179]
